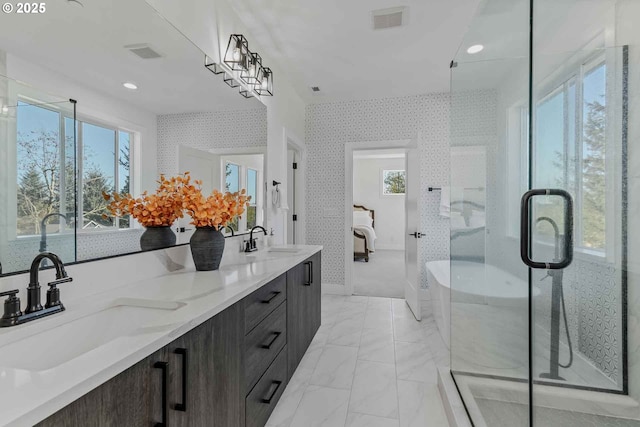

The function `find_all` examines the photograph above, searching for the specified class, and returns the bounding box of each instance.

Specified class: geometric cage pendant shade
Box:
[255,67,273,96]
[224,34,249,71]
[211,33,273,98]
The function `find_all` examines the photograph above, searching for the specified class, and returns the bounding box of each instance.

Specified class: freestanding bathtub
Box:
[427,260,539,371]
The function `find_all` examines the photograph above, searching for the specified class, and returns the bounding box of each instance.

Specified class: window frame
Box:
[507,50,610,258]
[13,98,135,237]
[74,116,134,232]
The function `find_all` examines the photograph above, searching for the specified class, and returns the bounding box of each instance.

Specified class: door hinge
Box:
[293,162,298,170]
[292,214,298,221]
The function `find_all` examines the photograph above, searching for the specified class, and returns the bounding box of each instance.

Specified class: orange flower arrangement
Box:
[102,174,189,227]
[179,173,251,229]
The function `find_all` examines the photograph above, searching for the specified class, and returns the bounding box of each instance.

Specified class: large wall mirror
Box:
[0,0,267,276]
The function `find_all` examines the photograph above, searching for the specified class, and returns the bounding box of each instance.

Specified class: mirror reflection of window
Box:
[16,101,71,237]
[247,168,258,229]
[225,162,240,193]
[82,123,115,230]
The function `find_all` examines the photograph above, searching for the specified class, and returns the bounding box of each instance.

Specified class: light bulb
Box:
[261,78,268,89]
[233,48,241,61]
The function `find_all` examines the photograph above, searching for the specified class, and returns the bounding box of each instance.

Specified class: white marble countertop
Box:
[0,245,322,427]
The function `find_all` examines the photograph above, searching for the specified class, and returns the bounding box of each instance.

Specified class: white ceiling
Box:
[0,0,262,115]
[225,0,481,103]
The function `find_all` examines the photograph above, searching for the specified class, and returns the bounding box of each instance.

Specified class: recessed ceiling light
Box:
[123,82,138,90]
[466,44,484,54]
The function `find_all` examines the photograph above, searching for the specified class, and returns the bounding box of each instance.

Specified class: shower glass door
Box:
[530,0,632,424]
[450,0,638,425]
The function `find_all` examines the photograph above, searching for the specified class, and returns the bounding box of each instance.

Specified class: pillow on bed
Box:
[353,210,373,227]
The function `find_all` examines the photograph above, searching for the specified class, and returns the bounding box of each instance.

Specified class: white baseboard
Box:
[322,283,347,295]
[375,244,404,251]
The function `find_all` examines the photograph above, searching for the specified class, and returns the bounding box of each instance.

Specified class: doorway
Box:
[351,149,406,298]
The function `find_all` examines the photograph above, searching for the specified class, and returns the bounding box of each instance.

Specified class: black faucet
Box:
[39,213,69,267]
[245,226,267,252]
[0,252,72,327]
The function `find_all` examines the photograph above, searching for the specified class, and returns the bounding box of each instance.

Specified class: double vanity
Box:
[0,245,322,427]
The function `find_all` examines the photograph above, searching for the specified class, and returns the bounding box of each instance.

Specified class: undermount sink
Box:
[0,298,184,372]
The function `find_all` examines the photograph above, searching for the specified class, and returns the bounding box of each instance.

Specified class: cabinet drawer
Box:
[245,348,288,427]
[245,302,287,391]
[245,273,287,333]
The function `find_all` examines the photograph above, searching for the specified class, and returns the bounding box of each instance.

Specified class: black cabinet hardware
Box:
[260,332,282,349]
[304,261,313,286]
[261,291,281,304]
[261,381,282,404]
[174,348,188,412]
[154,361,168,427]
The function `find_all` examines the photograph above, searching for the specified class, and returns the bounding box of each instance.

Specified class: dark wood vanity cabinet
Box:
[35,252,321,427]
[287,251,322,377]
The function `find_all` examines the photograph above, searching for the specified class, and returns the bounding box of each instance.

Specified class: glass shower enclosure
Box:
[449,0,639,425]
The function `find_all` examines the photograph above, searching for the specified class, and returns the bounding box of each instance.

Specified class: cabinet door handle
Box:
[304,261,313,286]
[261,380,283,404]
[154,361,169,427]
[260,331,282,349]
[174,348,188,412]
[261,291,281,304]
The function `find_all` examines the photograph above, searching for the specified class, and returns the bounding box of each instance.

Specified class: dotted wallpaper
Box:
[157,108,268,176]
[305,91,498,289]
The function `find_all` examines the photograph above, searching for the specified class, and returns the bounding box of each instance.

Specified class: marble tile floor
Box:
[267,294,451,427]
[353,250,406,299]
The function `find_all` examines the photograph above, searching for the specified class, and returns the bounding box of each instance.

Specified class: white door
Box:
[404,148,421,320]
[177,145,221,243]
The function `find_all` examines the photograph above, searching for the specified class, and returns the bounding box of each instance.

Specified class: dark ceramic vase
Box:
[190,227,225,271]
[140,226,176,251]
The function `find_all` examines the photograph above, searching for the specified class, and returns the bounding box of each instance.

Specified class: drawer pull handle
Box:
[260,331,282,349]
[154,361,169,427]
[174,348,188,412]
[304,261,313,286]
[261,380,283,404]
[261,291,281,304]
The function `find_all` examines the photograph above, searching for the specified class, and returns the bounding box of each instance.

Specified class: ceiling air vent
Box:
[125,43,163,59]
[372,7,408,30]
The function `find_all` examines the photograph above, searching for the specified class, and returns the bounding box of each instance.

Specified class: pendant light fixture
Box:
[206,34,274,98]
[241,52,262,85]
[223,34,249,71]
[255,67,273,96]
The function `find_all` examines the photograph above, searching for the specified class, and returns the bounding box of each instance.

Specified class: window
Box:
[382,170,406,195]
[15,101,134,236]
[246,168,258,229]
[510,55,608,252]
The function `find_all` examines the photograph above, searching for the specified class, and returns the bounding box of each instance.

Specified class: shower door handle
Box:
[520,189,573,270]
